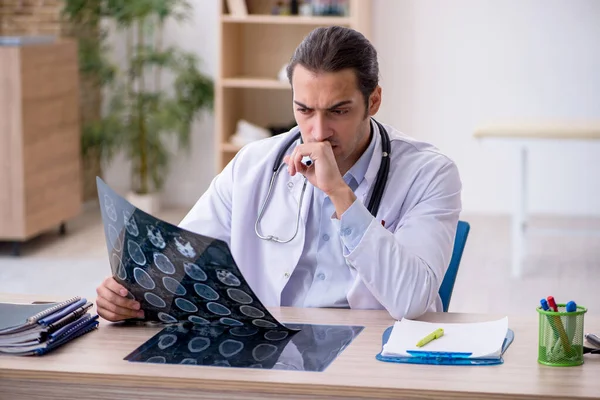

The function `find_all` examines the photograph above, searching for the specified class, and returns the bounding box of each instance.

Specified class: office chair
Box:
[438,220,470,312]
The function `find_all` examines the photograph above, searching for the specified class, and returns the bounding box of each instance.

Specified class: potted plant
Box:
[61,0,119,202]
[63,0,214,214]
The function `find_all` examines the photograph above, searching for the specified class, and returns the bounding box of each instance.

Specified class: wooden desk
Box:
[1,293,599,399]
[474,122,600,278]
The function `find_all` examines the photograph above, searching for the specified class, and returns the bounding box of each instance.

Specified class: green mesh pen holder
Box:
[537,304,587,366]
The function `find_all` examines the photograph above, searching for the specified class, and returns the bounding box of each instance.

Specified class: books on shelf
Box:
[226,0,248,16]
[0,296,99,356]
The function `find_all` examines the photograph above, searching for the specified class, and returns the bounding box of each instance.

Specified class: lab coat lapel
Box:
[280,127,313,227]
[261,161,312,284]
[346,124,385,294]
[287,172,313,229]
[355,122,383,208]
[260,164,311,237]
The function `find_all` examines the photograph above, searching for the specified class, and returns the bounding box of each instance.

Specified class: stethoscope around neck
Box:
[254,118,391,243]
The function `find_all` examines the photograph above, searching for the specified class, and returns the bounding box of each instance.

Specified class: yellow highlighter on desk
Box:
[416,328,444,347]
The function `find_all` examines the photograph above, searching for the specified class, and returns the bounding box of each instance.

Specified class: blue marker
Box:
[566,301,577,342]
[540,299,559,340]
[540,298,550,311]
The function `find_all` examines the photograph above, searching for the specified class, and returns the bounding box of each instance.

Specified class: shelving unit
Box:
[221,77,290,89]
[221,15,354,25]
[215,0,371,171]
[0,39,82,255]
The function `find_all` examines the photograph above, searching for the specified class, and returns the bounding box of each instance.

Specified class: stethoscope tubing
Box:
[255,118,391,243]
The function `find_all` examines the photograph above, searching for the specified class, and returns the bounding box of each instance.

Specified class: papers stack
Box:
[378,317,512,365]
[0,296,99,356]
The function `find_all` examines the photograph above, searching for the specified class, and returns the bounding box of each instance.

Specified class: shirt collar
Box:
[344,120,377,191]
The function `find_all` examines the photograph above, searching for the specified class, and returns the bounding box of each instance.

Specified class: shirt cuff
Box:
[332,199,373,254]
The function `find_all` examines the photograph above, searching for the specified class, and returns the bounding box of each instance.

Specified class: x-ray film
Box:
[125,323,294,369]
[96,177,294,332]
[125,322,364,372]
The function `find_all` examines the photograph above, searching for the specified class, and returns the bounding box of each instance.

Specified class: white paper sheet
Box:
[382,317,509,359]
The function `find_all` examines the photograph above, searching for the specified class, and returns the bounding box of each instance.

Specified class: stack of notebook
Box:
[0,296,99,356]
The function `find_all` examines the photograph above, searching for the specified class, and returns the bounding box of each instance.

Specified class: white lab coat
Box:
[179,121,462,320]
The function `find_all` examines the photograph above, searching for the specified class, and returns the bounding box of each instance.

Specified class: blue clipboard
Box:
[376,326,514,366]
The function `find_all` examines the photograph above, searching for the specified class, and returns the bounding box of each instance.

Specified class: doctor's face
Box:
[291,65,382,173]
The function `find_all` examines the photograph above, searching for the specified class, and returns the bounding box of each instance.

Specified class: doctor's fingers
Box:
[96,280,141,311]
[291,150,311,176]
[287,147,302,176]
[96,297,144,321]
[102,275,129,297]
[296,141,334,162]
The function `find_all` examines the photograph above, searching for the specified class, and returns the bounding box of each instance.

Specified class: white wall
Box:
[104,0,219,208]
[373,0,600,216]
[107,0,600,216]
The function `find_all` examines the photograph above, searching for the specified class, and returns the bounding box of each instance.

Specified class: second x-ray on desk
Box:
[96,177,295,333]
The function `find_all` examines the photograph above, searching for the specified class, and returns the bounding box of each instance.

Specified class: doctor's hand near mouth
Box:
[283,140,357,219]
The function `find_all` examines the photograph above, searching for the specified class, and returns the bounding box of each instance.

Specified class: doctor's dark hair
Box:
[286,26,379,111]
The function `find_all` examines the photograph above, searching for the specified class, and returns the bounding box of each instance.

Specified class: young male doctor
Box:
[96,26,462,322]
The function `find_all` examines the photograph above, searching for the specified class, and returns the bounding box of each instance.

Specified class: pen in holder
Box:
[537,303,587,366]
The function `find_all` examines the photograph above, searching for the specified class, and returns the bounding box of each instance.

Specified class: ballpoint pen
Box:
[416,328,444,347]
[540,299,559,356]
[585,333,600,348]
[301,156,313,166]
[540,299,558,338]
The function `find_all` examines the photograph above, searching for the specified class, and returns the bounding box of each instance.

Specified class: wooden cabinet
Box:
[215,0,371,171]
[0,39,82,254]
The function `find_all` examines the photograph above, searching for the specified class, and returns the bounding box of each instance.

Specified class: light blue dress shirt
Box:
[280,130,377,308]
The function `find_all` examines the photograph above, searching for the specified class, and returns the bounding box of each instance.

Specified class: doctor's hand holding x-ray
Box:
[95,25,462,323]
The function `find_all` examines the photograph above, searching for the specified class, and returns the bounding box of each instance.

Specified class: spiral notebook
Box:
[0,297,99,356]
[0,297,81,333]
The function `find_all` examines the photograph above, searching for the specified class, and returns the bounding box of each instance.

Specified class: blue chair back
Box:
[438,220,470,312]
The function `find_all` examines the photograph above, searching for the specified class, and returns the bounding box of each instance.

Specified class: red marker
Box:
[547,296,559,312]
[381,220,385,227]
